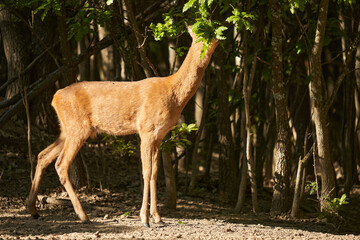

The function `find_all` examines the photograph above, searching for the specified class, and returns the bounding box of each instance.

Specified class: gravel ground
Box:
[1,121,360,239]
[0,195,359,240]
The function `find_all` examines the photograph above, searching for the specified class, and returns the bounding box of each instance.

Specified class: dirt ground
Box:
[1,120,360,239]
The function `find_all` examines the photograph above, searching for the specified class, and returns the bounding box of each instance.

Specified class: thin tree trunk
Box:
[215,47,237,201]
[235,8,262,211]
[342,71,356,195]
[291,144,313,217]
[162,151,176,209]
[242,24,259,213]
[235,113,247,213]
[123,0,157,78]
[340,6,359,195]
[204,131,214,181]
[269,0,292,214]
[22,88,35,182]
[355,28,360,182]
[98,25,115,81]
[309,0,337,210]
[189,82,208,190]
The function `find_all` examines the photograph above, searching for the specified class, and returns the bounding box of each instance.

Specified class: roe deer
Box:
[26,26,218,227]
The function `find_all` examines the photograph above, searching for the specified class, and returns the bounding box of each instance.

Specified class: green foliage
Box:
[104,123,197,158]
[319,194,349,223]
[28,0,112,41]
[177,220,188,224]
[170,46,189,58]
[306,181,318,195]
[288,0,307,14]
[192,20,227,58]
[306,181,349,222]
[336,0,356,6]
[104,136,138,157]
[149,7,186,41]
[182,0,198,13]
[161,123,198,152]
[151,0,250,58]
[326,194,349,213]
[150,0,259,59]
[67,2,112,41]
[31,0,61,20]
[226,8,255,32]
[121,211,132,217]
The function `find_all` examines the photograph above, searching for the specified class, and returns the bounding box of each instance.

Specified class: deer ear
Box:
[186,25,197,40]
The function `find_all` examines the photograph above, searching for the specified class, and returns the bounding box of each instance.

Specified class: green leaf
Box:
[215,26,228,40]
[106,0,113,5]
[161,122,198,152]
[187,123,198,131]
[183,0,197,13]
[122,211,132,217]
[339,194,349,205]
[181,139,192,145]
[177,220,188,224]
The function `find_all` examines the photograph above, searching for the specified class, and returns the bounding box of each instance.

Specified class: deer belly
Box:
[91,112,138,136]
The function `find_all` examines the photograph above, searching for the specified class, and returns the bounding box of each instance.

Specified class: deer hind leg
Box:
[27,135,65,218]
[55,132,89,223]
[139,135,161,227]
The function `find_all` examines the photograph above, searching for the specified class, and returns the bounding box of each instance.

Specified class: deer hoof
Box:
[31,213,40,219]
[157,220,165,225]
[81,219,92,224]
[143,223,150,228]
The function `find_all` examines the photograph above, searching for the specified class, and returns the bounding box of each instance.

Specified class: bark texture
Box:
[0,8,30,99]
[309,0,337,209]
[269,0,292,214]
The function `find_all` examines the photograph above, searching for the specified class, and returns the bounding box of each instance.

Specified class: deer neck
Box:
[171,39,218,109]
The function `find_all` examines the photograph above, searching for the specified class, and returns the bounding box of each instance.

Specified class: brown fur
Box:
[26,27,218,226]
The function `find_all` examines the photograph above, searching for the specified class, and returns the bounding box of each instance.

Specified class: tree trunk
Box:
[123,0,157,78]
[162,151,176,209]
[241,24,259,213]
[235,113,247,213]
[215,48,237,201]
[189,82,208,190]
[291,144,313,217]
[269,0,292,214]
[0,8,31,100]
[342,69,356,195]
[309,0,337,210]
[340,5,359,195]
[98,25,115,81]
[355,31,360,183]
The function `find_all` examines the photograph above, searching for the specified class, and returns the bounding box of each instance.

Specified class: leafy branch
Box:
[150,0,256,58]
[161,123,198,152]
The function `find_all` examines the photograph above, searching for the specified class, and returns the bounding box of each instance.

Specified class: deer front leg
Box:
[139,137,161,227]
[150,154,162,224]
[140,165,151,227]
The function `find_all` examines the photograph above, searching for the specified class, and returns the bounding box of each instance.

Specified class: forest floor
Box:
[1,119,360,239]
